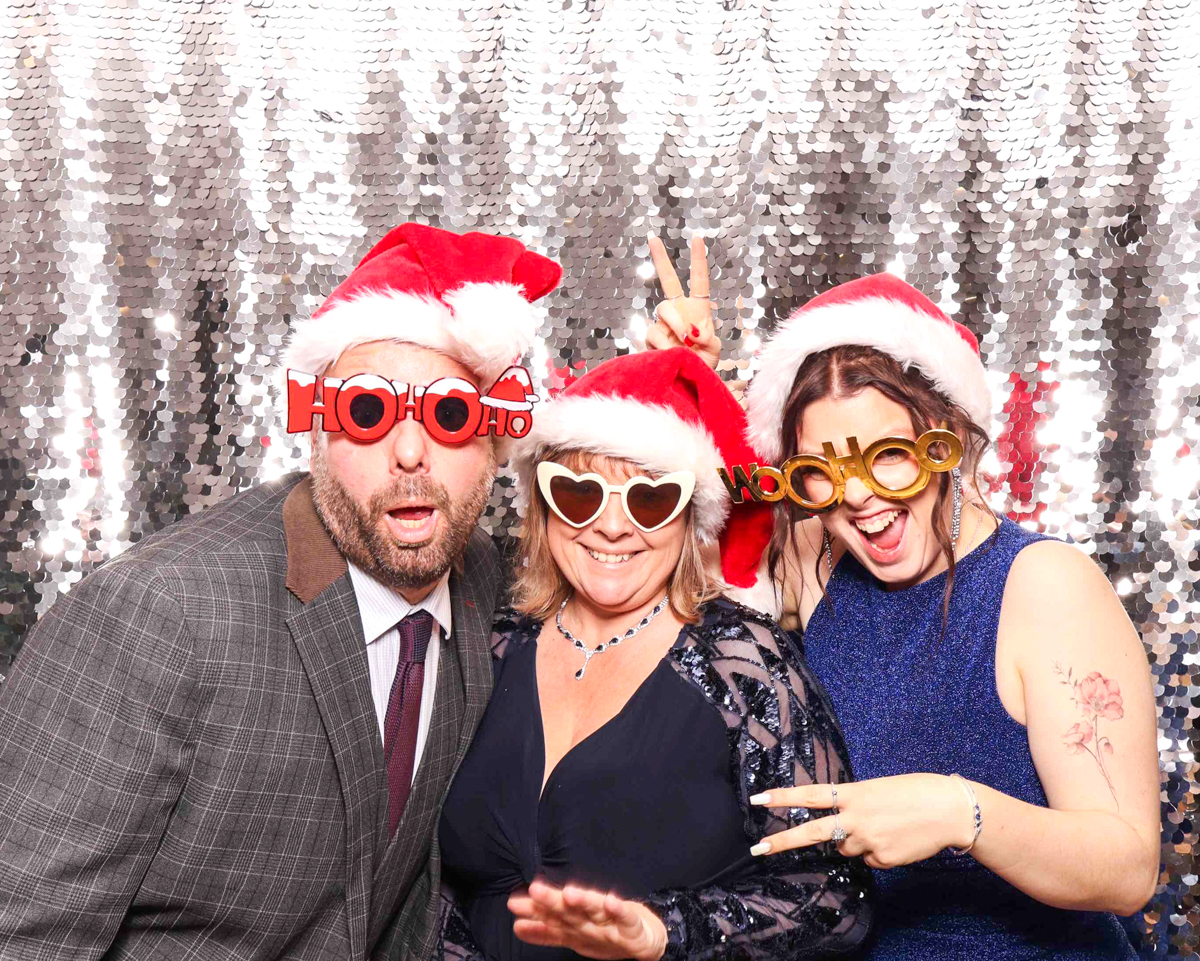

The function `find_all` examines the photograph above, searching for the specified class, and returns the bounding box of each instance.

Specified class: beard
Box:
[310,444,496,593]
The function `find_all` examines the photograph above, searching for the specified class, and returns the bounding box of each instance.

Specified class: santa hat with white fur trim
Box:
[282,222,561,399]
[746,272,992,463]
[512,347,779,615]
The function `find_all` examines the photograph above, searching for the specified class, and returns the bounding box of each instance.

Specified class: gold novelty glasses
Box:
[718,428,963,513]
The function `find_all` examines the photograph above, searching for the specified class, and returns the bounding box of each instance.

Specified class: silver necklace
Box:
[555,593,670,680]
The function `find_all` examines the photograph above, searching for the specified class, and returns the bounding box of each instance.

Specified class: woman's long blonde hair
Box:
[510,447,723,623]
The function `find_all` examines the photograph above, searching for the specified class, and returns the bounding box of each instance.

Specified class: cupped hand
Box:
[749,774,978,870]
[508,878,668,961]
[644,234,721,370]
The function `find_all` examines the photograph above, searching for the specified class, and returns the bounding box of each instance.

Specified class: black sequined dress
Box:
[436,597,872,961]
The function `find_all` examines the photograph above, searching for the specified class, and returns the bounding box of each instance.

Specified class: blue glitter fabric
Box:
[435,598,872,961]
[803,516,1137,960]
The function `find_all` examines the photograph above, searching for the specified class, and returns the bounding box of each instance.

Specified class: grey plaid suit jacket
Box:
[0,473,501,960]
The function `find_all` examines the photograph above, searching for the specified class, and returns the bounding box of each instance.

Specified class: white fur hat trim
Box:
[280,282,540,389]
[746,296,992,463]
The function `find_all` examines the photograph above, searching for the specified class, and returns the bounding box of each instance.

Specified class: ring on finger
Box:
[667,293,685,301]
[830,810,847,844]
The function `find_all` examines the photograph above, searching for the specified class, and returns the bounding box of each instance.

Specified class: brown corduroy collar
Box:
[283,476,349,604]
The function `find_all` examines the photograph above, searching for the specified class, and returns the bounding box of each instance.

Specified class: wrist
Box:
[947,774,983,854]
[636,905,668,961]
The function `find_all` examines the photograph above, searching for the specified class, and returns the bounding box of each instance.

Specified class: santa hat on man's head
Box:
[511,347,779,615]
[281,222,562,390]
[746,272,992,463]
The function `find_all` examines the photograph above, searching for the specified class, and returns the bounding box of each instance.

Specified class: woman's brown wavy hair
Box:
[767,344,995,624]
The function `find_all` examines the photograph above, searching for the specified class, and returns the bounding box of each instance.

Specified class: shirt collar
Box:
[346,562,453,645]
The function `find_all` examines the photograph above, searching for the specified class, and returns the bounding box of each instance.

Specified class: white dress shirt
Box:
[347,563,453,784]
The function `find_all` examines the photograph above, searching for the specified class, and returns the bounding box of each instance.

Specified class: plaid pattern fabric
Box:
[0,474,502,961]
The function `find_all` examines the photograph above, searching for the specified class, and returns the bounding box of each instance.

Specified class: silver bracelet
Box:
[948,774,982,856]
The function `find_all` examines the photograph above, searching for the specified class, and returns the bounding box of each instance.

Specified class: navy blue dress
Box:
[803,516,1137,960]
[435,599,872,961]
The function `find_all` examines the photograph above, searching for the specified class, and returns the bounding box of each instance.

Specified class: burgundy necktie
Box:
[382,609,435,837]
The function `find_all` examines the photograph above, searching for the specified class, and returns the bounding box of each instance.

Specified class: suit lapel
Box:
[286,576,384,959]
[366,618,463,943]
[366,533,500,952]
[372,569,486,836]
[375,565,493,855]
[446,568,496,747]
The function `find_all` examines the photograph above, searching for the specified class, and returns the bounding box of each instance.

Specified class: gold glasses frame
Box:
[719,428,964,513]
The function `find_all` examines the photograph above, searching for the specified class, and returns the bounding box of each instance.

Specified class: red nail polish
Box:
[684,337,693,346]
[691,326,700,337]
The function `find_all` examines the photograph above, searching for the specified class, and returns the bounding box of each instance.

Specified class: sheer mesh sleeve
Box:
[489,607,539,669]
[642,600,873,961]
[433,888,486,961]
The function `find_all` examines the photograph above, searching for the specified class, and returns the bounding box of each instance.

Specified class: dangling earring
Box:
[950,467,963,551]
[822,526,835,577]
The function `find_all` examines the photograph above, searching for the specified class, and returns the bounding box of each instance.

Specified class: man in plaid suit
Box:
[0,224,561,960]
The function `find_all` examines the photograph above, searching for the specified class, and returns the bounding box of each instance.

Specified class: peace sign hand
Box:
[644,234,721,370]
[748,774,978,871]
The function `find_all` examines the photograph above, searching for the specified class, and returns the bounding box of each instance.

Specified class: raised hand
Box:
[508,879,667,961]
[644,234,721,370]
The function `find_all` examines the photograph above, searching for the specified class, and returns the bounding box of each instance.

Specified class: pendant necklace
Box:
[555,593,670,680]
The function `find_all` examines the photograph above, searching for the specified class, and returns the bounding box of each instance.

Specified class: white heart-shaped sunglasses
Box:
[536,462,696,533]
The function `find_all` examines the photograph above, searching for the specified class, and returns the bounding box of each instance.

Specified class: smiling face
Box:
[309,340,497,600]
[544,455,688,618]
[798,386,949,589]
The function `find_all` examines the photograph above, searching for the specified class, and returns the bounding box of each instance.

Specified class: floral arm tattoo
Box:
[1053,662,1123,809]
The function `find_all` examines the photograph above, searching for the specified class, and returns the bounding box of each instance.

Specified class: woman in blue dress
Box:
[647,237,1159,959]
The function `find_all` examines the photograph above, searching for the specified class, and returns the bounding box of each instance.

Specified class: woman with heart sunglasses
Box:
[434,347,872,961]
[645,237,1157,961]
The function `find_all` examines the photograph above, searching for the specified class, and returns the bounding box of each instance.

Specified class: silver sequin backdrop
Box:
[1,0,1197,953]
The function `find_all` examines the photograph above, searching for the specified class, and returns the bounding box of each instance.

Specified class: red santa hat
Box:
[282,222,561,394]
[511,347,779,615]
[746,272,992,463]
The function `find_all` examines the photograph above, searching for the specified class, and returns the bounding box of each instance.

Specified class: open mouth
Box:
[852,508,907,561]
[385,505,439,543]
[584,546,640,566]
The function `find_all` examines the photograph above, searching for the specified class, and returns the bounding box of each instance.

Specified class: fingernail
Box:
[691,326,700,337]
[684,337,693,346]
[750,842,771,857]
[749,792,771,805]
